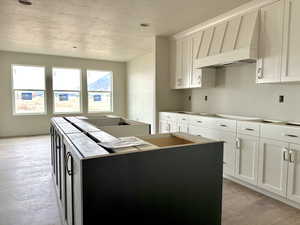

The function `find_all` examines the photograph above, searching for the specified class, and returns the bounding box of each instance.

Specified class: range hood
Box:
[193,10,259,68]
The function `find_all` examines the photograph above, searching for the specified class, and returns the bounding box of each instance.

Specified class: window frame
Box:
[52,67,83,114]
[11,64,47,116]
[86,69,113,113]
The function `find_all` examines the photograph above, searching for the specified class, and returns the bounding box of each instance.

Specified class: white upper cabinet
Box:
[191,31,204,88]
[173,38,193,89]
[281,0,300,82]
[171,33,216,89]
[257,0,284,83]
[174,39,184,88]
[173,38,191,89]
[257,0,300,83]
[181,38,192,88]
[172,0,300,86]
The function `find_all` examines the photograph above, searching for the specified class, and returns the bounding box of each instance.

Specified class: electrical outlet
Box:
[279,95,284,103]
[205,96,208,101]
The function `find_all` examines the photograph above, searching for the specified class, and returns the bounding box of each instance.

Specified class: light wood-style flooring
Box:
[0,135,299,225]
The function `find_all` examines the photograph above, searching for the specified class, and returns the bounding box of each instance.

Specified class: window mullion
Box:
[13,89,45,92]
[88,90,111,93]
[53,90,80,92]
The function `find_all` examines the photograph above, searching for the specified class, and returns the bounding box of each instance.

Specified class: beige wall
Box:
[155,37,185,130]
[184,63,300,121]
[126,52,156,133]
[0,51,126,137]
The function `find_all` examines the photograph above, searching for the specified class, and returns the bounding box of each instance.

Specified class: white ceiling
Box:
[0,0,252,62]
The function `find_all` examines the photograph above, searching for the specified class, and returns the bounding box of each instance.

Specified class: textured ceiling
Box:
[0,0,252,62]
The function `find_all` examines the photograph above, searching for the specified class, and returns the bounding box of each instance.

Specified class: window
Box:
[87,70,113,112]
[53,68,81,113]
[12,65,46,115]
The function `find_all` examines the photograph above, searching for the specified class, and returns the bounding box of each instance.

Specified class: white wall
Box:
[126,52,156,133]
[184,63,300,121]
[126,37,185,134]
[0,51,126,137]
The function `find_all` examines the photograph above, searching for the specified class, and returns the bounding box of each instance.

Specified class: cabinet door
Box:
[55,132,60,186]
[181,38,192,88]
[170,121,179,132]
[178,123,189,133]
[191,32,203,88]
[64,144,74,225]
[258,138,289,197]
[257,0,284,83]
[287,143,300,204]
[174,40,183,89]
[159,120,170,133]
[235,134,259,185]
[58,135,63,200]
[50,126,55,170]
[174,38,191,89]
[281,0,300,82]
[217,131,236,177]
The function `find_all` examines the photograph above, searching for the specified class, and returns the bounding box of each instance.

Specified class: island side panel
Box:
[81,142,223,225]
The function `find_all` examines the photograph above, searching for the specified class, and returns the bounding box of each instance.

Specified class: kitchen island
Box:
[50,115,224,225]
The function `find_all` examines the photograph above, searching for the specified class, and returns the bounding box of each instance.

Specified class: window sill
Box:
[13,112,47,116]
[88,111,113,114]
[53,111,82,115]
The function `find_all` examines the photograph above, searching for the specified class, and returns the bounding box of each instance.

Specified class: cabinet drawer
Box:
[176,114,190,123]
[214,119,237,132]
[189,125,217,140]
[261,124,300,144]
[237,121,260,136]
[189,115,214,128]
[160,112,176,121]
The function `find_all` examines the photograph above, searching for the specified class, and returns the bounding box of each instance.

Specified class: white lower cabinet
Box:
[178,122,189,133]
[287,144,300,204]
[258,138,289,197]
[159,120,170,133]
[159,120,179,134]
[159,112,300,207]
[189,126,236,177]
[216,131,236,177]
[235,134,259,185]
[170,122,179,132]
[188,125,217,140]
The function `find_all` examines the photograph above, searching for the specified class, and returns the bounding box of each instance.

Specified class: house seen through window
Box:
[87,70,113,112]
[12,65,46,115]
[52,68,81,113]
